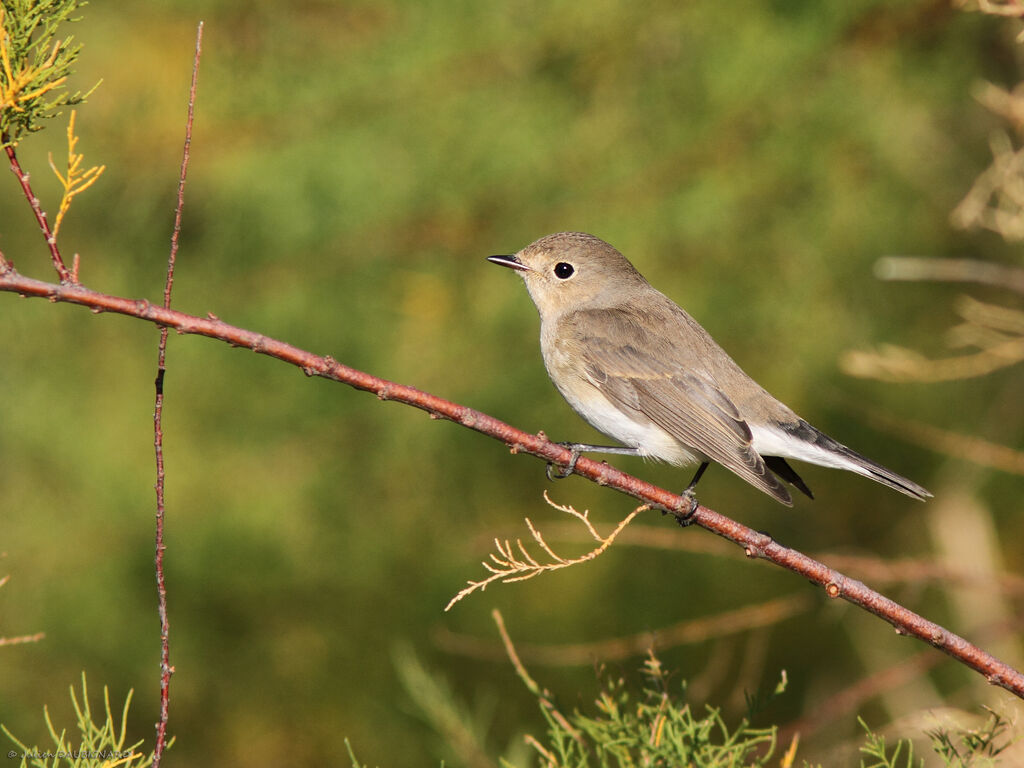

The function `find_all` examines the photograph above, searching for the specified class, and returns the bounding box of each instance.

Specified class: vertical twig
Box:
[492,609,584,747]
[153,21,203,767]
[3,138,71,282]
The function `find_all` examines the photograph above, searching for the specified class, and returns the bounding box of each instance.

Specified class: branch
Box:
[4,141,70,281]
[0,631,46,647]
[152,20,202,768]
[873,256,1024,295]
[1,265,1022,701]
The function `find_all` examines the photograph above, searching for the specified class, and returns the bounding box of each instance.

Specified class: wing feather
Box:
[572,315,792,505]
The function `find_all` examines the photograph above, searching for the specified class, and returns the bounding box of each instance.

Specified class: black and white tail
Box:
[752,419,931,501]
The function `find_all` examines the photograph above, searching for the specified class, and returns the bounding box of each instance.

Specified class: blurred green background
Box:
[2,1,1022,765]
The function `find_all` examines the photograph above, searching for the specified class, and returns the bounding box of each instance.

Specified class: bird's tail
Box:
[768,419,932,501]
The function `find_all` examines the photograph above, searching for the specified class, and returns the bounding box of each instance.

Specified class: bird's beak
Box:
[487,254,532,272]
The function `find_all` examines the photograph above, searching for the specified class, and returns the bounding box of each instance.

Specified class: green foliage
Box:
[515,655,778,768]
[924,708,1013,767]
[388,647,1017,767]
[0,0,93,145]
[858,717,923,768]
[858,711,1013,768]
[1,673,161,768]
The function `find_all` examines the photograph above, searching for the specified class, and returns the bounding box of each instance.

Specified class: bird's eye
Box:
[554,262,575,279]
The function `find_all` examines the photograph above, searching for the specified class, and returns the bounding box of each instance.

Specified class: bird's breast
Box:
[540,328,701,466]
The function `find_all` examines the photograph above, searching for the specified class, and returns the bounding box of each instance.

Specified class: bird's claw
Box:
[672,488,700,527]
[546,443,582,480]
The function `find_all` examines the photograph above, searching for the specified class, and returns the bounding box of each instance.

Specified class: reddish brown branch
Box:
[4,141,72,283]
[0,264,1022,701]
[152,21,202,768]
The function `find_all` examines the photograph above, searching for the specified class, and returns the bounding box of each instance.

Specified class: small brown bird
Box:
[488,232,931,506]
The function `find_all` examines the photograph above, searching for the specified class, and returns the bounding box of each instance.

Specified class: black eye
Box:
[554,262,575,279]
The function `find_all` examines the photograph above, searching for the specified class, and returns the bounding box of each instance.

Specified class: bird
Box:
[487,231,931,506]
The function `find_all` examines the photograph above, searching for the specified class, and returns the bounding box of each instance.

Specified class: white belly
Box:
[554,379,702,467]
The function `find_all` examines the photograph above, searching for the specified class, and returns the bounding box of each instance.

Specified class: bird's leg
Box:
[674,462,709,527]
[546,442,642,480]
[684,461,709,493]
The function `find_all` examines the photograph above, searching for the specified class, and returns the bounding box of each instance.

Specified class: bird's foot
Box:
[672,488,700,527]
[546,443,582,480]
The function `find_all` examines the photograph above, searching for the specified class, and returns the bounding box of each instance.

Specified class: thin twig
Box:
[840,338,1024,382]
[491,609,582,745]
[0,268,1022,700]
[445,492,646,610]
[873,256,1024,295]
[152,21,202,768]
[48,109,106,240]
[4,139,70,282]
[0,632,46,647]
[955,0,1024,20]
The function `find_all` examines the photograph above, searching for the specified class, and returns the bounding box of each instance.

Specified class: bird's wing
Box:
[570,310,792,505]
